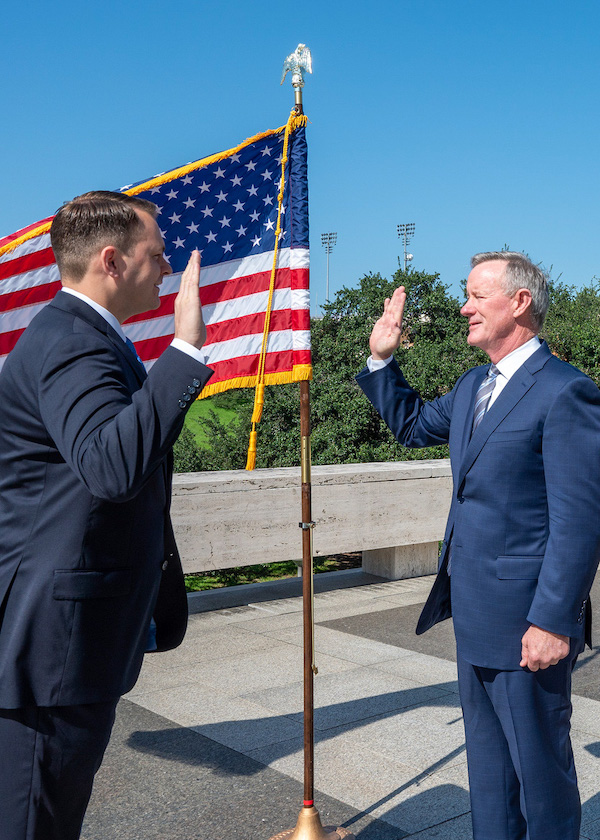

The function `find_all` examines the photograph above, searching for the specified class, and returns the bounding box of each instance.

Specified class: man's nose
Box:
[161,256,172,276]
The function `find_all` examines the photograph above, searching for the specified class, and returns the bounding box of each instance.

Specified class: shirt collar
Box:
[494,335,541,382]
[61,287,126,342]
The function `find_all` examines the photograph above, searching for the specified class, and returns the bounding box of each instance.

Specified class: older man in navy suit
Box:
[357,252,600,840]
[0,191,214,839]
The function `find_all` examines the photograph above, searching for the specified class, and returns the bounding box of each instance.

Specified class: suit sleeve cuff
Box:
[366,355,394,373]
[170,338,208,365]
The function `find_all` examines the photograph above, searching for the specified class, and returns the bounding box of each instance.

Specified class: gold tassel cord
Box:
[245,111,308,470]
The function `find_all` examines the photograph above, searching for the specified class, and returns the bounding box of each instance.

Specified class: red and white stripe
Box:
[0,226,311,389]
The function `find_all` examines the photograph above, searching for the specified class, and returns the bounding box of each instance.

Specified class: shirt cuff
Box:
[170,338,208,365]
[367,355,394,373]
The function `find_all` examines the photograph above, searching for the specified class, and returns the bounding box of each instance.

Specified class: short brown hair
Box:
[50,191,158,281]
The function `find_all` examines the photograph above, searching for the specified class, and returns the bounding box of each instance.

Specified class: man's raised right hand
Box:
[173,250,207,350]
[369,286,407,360]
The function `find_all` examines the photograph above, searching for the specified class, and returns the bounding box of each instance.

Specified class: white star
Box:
[167,189,178,200]
[245,161,256,171]
[159,228,167,237]
[214,166,226,178]
[198,181,210,193]
[187,222,199,234]
[222,241,233,253]
[247,185,258,197]
[249,210,260,222]
[219,216,231,228]
[262,170,273,181]
[278,229,286,240]
[173,237,185,248]
[230,175,242,187]
[169,212,181,223]
[205,231,217,243]
[263,195,274,206]
[276,154,283,165]
[183,197,196,209]
[233,200,245,212]
[236,225,247,237]
[280,205,286,214]
[264,219,275,231]
[230,153,241,163]
[155,206,163,215]
[181,174,193,185]
[216,191,228,202]
[150,186,161,194]
[261,146,272,157]
[251,235,261,247]
[201,206,213,218]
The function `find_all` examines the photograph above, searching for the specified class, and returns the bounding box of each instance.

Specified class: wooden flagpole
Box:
[268,45,355,840]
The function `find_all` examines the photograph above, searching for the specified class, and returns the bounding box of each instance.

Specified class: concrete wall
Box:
[171,459,453,580]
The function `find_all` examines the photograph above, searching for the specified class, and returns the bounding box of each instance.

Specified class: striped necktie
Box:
[472,364,499,433]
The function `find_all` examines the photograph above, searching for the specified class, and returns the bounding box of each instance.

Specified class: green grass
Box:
[185,391,251,448]
[184,553,361,592]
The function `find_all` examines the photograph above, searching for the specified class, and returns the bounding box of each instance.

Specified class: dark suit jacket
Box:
[357,343,600,670]
[0,291,213,707]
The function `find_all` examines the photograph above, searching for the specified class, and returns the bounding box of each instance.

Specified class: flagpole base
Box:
[268,806,355,840]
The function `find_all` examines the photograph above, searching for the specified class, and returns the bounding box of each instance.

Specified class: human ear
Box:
[100,246,120,278]
[513,288,532,318]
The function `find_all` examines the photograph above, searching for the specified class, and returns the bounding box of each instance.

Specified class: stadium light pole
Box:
[321,232,337,304]
[397,222,415,270]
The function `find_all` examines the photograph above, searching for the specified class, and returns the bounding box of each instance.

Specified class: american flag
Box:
[0,119,311,395]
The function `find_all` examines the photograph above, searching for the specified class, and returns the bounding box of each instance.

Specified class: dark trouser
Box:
[0,700,118,840]
[457,649,580,840]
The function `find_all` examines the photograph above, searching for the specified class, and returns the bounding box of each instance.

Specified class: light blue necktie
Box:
[472,364,499,433]
[125,337,145,369]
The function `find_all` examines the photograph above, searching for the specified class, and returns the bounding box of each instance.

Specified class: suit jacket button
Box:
[182,393,191,402]
[192,378,201,387]
[187,385,197,394]
[162,560,169,571]
[178,399,187,409]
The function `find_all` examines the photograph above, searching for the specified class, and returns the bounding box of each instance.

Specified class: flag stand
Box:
[267,46,355,840]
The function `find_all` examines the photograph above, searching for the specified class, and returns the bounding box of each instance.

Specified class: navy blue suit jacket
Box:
[357,343,600,670]
[0,291,213,707]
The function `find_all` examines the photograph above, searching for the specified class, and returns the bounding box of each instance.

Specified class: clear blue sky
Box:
[1,0,599,311]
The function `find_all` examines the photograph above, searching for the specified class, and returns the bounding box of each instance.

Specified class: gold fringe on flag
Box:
[244,110,308,471]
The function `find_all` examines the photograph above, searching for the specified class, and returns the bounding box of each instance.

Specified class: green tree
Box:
[542,280,600,385]
[180,267,486,470]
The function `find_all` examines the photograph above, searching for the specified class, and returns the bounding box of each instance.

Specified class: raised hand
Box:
[369,286,407,360]
[173,250,206,350]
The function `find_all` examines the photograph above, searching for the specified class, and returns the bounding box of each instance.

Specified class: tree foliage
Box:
[174,270,600,473]
[177,267,482,471]
[541,280,600,384]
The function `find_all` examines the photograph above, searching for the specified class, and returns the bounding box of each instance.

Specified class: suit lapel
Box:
[456,342,552,489]
[50,290,147,385]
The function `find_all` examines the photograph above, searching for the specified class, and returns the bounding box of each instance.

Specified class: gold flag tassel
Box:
[245,111,308,470]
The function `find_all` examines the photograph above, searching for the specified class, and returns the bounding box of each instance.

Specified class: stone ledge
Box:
[172,460,452,579]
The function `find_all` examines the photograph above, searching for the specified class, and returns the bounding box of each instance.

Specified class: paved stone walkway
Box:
[81,570,600,839]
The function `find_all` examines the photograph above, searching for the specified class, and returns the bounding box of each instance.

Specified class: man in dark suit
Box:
[357,251,600,840]
[0,191,214,839]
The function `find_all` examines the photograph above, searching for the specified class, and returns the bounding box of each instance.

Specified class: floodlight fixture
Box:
[321,232,338,303]
[397,223,416,270]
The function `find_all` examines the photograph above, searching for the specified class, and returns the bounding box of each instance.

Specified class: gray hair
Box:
[470,251,549,330]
